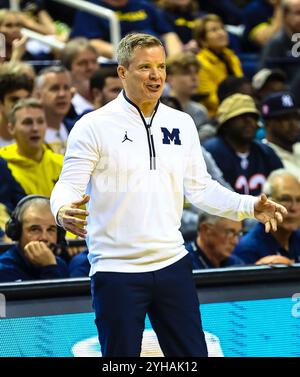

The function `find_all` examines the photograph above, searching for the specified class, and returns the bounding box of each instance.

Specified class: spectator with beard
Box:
[203,93,283,195]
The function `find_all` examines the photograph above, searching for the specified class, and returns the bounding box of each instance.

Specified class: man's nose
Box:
[149,68,159,79]
[38,230,49,242]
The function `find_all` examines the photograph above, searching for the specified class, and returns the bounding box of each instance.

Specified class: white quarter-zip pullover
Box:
[51,92,257,274]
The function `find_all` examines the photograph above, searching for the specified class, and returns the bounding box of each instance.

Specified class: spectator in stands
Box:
[89,65,123,110]
[185,212,244,269]
[0,98,63,196]
[70,0,182,58]
[261,91,300,179]
[252,68,287,103]
[0,73,33,147]
[0,9,27,62]
[241,0,283,53]
[193,14,243,117]
[0,157,26,212]
[61,38,99,117]
[217,76,254,103]
[166,51,209,130]
[0,1,57,36]
[233,169,300,265]
[260,0,300,83]
[35,66,73,154]
[0,195,68,282]
[156,0,204,52]
[203,93,283,195]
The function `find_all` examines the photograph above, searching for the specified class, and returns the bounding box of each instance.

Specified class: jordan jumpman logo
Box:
[122,131,133,143]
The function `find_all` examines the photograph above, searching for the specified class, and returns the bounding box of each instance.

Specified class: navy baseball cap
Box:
[261,92,299,119]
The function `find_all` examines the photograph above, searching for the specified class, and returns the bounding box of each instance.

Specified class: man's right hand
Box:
[57,195,90,238]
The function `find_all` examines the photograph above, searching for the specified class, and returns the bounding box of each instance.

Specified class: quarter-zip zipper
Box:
[123,92,158,170]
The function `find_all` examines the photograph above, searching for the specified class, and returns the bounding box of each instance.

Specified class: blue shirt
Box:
[0,157,26,212]
[203,137,283,196]
[69,249,90,277]
[71,0,173,41]
[0,245,69,282]
[185,240,244,269]
[233,222,300,264]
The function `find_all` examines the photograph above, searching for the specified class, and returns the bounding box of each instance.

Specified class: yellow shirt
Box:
[196,47,243,117]
[0,144,63,197]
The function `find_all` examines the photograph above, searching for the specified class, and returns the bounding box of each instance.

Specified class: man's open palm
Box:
[254,193,288,232]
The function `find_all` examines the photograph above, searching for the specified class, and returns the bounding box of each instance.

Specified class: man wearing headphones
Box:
[0,195,69,282]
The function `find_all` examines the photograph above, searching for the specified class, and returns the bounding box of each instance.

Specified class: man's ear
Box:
[117,65,126,80]
[70,86,76,98]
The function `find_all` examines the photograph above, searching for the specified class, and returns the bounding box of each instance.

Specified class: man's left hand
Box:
[254,193,288,232]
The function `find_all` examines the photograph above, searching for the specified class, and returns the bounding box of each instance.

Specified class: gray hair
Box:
[8,97,43,125]
[197,212,222,231]
[60,37,98,70]
[263,168,298,196]
[35,65,71,90]
[18,197,50,223]
[117,32,164,68]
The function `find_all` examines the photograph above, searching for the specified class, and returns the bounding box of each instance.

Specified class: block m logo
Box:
[161,127,181,145]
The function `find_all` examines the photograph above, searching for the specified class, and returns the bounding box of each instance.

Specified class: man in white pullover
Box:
[50,33,287,357]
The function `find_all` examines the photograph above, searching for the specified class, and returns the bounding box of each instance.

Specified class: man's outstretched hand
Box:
[254,193,288,232]
[57,195,90,238]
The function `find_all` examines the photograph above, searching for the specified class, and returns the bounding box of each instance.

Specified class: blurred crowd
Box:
[1,0,300,282]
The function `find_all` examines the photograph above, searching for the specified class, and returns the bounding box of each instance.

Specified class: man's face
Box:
[118,45,166,108]
[38,72,72,117]
[225,113,258,144]
[168,66,199,97]
[9,106,47,153]
[101,76,123,105]
[271,175,300,232]
[203,21,228,50]
[71,48,99,82]
[20,205,57,252]
[2,89,31,117]
[269,113,300,145]
[204,219,242,261]
[0,13,22,44]
[285,0,300,33]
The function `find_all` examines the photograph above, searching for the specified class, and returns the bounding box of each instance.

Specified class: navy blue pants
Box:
[91,254,208,357]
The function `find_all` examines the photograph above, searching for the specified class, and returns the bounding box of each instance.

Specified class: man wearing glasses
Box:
[233,169,300,265]
[186,212,244,269]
